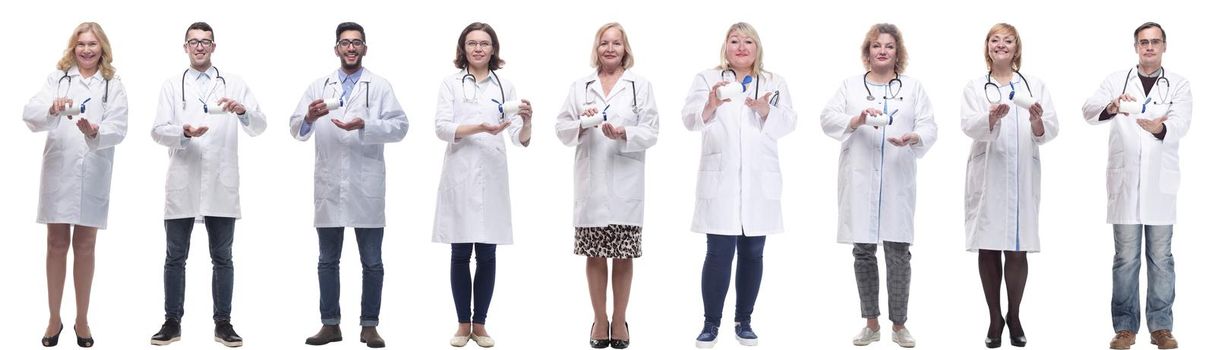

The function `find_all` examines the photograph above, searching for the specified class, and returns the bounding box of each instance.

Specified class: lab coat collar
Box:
[584,69,635,102]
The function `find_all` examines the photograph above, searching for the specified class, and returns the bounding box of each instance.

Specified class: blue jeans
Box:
[317,227,384,327]
[701,234,765,327]
[163,216,235,322]
[451,243,496,324]
[1112,224,1175,332]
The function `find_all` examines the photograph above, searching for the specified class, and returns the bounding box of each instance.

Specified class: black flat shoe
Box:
[74,324,93,348]
[609,322,630,349]
[41,323,63,347]
[589,322,609,349]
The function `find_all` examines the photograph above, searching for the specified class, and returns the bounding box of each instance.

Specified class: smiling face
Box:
[724,30,757,72]
[75,30,101,72]
[1135,26,1166,68]
[867,33,897,72]
[463,30,493,71]
[184,29,215,70]
[987,31,1017,69]
[597,27,625,70]
[334,29,367,71]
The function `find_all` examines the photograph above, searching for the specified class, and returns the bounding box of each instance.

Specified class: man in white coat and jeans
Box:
[149,22,267,348]
[1082,22,1191,350]
[290,22,408,349]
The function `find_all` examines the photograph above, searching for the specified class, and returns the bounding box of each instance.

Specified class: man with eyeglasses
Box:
[149,22,267,348]
[290,22,408,349]
[1082,21,1191,350]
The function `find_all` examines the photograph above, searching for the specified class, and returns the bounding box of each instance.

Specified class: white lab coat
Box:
[820,74,937,244]
[961,74,1059,252]
[152,67,267,220]
[681,69,796,236]
[555,70,660,228]
[1082,67,1192,225]
[23,67,129,229]
[432,70,527,244]
[289,69,409,228]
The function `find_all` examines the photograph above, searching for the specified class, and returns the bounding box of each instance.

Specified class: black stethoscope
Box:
[584,79,637,115]
[461,70,506,102]
[181,67,227,111]
[983,70,1033,104]
[1121,66,1172,106]
[863,71,902,101]
[321,75,371,109]
[721,68,781,105]
[57,70,110,103]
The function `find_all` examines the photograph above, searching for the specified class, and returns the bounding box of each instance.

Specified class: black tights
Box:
[978,250,1027,338]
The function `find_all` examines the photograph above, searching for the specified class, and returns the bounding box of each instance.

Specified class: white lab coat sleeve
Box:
[909,84,937,158]
[960,82,999,141]
[152,79,188,149]
[1162,77,1192,144]
[236,82,267,137]
[434,80,461,144]
[505,84,526,147]
[1033,82,1060,145]
[622,79,659,153]
[820,81,857,142]
[682,74,714,131]
[24,73,61,132]
[555,81,585,147]
[85,78,128,151]
[289,83,316,141]
[358,82,408,144]
[1082,74,1118,125]
[760,77,795,140]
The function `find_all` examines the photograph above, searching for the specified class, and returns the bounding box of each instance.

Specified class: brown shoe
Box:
[1150,329,1178,349]
[305,325,342,346]
[1110,330,1136,349]
[360,326,385,348]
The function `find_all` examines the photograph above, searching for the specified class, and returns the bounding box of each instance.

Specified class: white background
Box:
[1,0,1209,349]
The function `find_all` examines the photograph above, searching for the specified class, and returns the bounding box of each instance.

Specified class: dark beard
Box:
[341,56,363,71]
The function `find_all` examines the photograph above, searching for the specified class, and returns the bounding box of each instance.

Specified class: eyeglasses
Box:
[465,41,492,49]
[338,39,365,48]
[186,39,214,48]
[1137,39,1165,48]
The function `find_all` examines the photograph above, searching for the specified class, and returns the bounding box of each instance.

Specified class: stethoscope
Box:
[983,70,1033,104]
[461,70,506,103]
[57,70,111,103]
[721,68,781,105]
[862,71,902,101]
[321,76,371,109]
[1121,66,1172,107]
[181,67,227,111]
[584,79,638,117]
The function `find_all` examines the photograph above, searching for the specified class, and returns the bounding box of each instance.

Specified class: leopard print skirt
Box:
[574,225,642,259]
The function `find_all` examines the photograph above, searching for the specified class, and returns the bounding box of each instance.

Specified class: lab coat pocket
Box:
[362,173,386,199]
[1159,168,1180,195]
[761,171,782,200]
[964,151,987,216]
[611,154,644,200]
[696,171,720,199]
[83,154,113,201]
[218,165,240,190]
[165,162,190,192]
[1106,168,1125,201]
[699,153,722,171]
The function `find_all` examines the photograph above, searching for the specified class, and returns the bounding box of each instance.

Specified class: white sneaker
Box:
[853,327,880,346]
[892,328,916,348]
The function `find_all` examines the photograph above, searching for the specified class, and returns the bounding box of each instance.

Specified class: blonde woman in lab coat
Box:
[434,22,533,348]
[960,23,1058,348]
[24,22,128,348]
[683,22,796,349]
[555,22,659,349]
[820,23,936,348]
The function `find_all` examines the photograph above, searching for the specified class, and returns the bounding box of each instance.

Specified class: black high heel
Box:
[41,323,63,347]
[609,322,630,349]
[74,324,93,348]
[985,318,1004,348]
[1007,314,1026,347]
[589,322,609,349]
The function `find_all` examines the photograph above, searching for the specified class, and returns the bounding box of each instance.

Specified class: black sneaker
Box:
[214,321,244,348]
[150,319,181,346]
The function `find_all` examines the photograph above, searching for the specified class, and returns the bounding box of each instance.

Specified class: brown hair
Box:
[453,22,505,70]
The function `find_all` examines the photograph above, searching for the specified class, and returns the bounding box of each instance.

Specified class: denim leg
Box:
[884,241,911,325]
[853,243,880,319]
[734,235,766,324]
[163,218,195,321]
[354,228,384,327]
[1111,224,1143,332]
[472,243,497,325]
[204,216,236,322]
[1144,225,1175,331]
[317,227,345,325]
[451,243,474,323]
[701,234,736,327]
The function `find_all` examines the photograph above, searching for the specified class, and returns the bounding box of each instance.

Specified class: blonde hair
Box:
[57,22,115,80]
[717,22,764,76]
[860,23,907,73]
[591,22,634,70]
[984,23,1022,71]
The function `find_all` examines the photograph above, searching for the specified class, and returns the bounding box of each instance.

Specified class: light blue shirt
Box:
[301,68,364,136]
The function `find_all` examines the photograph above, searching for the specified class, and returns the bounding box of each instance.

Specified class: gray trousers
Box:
[853,241,911,324]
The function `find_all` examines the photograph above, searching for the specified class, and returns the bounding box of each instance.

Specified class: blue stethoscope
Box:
[181,67,227,112]
[983,70,1033,104]
[721,68,780,105]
